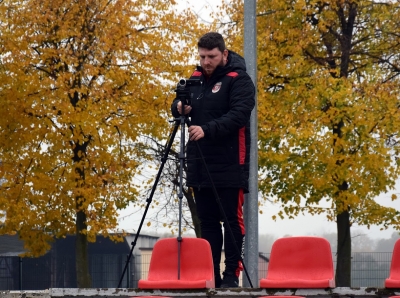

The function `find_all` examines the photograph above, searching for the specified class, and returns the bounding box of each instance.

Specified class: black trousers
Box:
[194,187,245,279]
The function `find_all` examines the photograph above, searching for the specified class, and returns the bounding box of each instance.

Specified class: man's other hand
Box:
[188,125,205,141]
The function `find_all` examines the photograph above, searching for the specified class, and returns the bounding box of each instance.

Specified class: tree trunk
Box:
[75,208,92,288]
[333,115,352,286]
[72,139,92,288]
[336,208,352,286]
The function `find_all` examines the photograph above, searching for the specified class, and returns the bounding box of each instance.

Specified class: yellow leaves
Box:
[0,0,208,255]
[251,0,400,228]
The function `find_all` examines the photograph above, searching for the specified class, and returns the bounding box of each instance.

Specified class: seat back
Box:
[261,236,335,288]
[389,239,400,279]
[385,239,400,287]
[139,237,214,289]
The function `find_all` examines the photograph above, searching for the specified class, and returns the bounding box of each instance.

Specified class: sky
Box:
[260,193,399,240]
[117,186,400,240]
[117,0,400,241]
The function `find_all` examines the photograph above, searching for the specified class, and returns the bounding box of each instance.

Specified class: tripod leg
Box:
[176,115,187,280]
[117,120,180,288]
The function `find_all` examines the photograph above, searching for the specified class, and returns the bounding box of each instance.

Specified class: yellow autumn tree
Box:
[0,0,205,287]
[257,0,400,286]
[219,0,400,286]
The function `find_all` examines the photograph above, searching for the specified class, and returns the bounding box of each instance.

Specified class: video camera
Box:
[177,78,202,88]
[175,78,202,105]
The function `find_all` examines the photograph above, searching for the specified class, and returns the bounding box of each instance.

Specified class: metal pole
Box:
[243,0,259,288]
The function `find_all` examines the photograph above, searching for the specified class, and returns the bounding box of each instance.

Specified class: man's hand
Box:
[188,125,205,141]
[177,101,192,115]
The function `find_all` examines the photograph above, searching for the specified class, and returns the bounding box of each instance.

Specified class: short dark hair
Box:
[197,32,226,52]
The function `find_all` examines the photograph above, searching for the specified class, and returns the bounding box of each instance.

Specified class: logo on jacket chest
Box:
[212,82,222,93]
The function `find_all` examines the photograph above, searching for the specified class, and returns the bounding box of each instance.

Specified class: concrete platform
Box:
[1,287,400,298]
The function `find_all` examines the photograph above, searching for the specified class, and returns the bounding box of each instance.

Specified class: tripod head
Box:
[175,78,202,106]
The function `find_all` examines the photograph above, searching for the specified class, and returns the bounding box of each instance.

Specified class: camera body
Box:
[175,78,202,105]
[177,78,202,88]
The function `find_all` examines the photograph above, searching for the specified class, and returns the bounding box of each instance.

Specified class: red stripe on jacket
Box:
[239,127,246,165]
[192,70,202,77]
[237,188,245,234]
[227,71,239,77]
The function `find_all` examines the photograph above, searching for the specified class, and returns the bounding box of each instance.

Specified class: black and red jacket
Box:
[171,50,255,191]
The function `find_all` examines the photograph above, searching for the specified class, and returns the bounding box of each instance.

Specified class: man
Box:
[171,32,255,288]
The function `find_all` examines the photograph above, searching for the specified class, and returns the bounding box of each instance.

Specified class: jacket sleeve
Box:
[201,73,255,139]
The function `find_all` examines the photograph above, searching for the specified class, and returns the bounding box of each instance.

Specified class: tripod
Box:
[117,79,253,288]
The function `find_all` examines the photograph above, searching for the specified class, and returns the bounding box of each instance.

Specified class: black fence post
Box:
[126,254,130,288]
[19,257,22,290]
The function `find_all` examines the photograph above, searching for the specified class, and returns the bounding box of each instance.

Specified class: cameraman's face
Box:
[199,47,228,77]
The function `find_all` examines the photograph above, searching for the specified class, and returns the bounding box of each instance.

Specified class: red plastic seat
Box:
[260,236,335,288]
[385,239,400,288]
[138,237,215,289]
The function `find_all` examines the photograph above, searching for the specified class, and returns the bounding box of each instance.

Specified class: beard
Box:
[202,58,225,77]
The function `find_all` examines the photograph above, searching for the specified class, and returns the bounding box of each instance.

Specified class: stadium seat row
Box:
[132,236,400,297]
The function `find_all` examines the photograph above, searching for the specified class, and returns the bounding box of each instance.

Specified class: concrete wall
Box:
[1,287,400,298]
